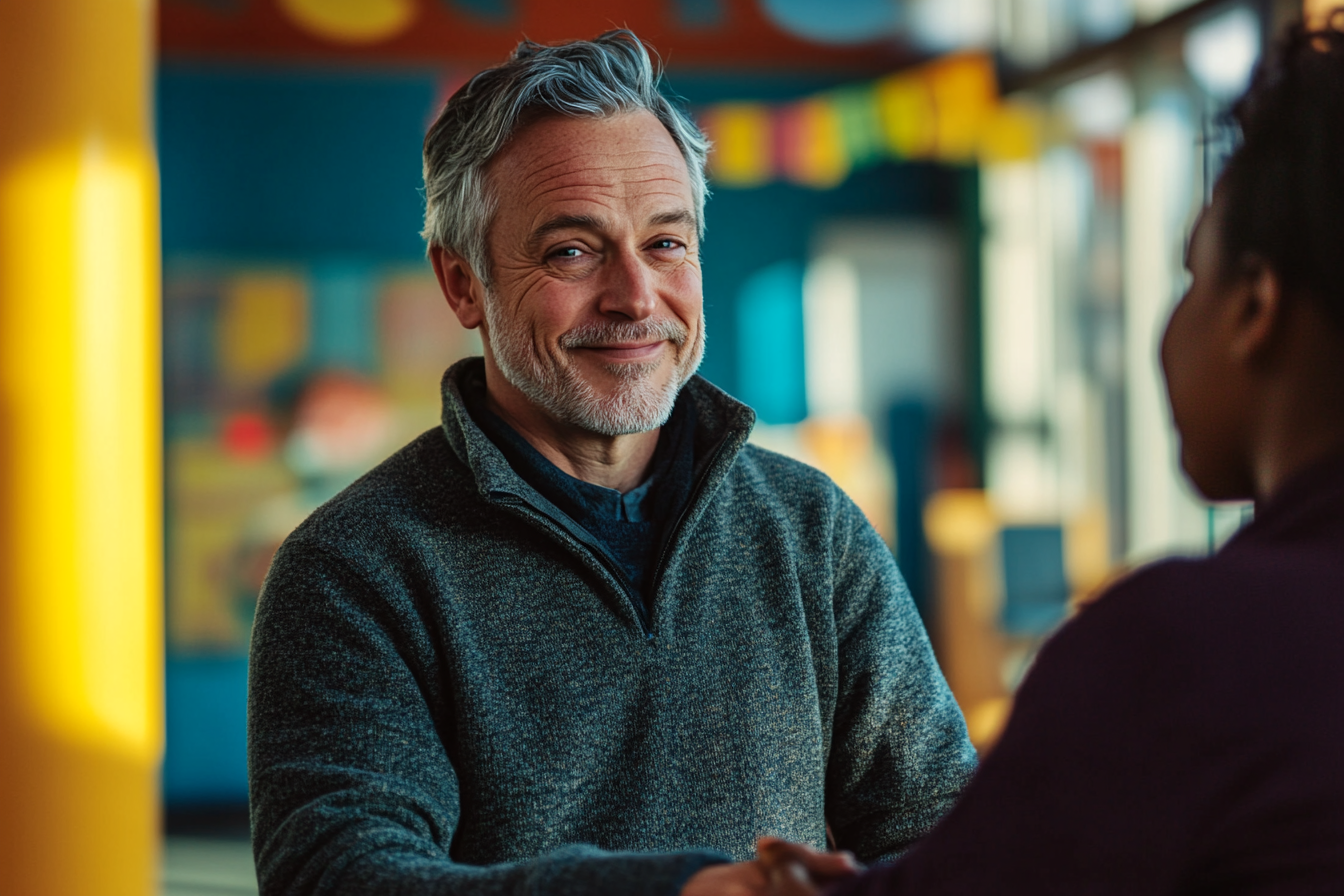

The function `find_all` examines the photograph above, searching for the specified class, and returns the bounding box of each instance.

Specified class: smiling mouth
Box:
[572,341,667,362]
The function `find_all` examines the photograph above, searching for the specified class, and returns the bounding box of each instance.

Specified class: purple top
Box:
[832,454,1344,895]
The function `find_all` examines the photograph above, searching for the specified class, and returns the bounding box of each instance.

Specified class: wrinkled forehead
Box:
[486,110,695,223]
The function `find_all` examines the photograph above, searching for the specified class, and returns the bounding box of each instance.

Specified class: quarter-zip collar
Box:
[438,358,757,620]
[440,357,754,499]
[461,367,696,601]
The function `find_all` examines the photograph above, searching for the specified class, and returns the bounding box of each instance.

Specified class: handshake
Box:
[681,838,865,896]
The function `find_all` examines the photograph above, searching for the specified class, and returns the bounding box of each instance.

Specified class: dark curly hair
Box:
[1217,19,1344,329]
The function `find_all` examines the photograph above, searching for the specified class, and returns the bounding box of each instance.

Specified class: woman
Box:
[759,21,1344,895]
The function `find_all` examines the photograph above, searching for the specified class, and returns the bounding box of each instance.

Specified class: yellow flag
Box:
[979,100,1043,163]
[876,72,937,159]
[928,53,998,163]
[703,104,773,188]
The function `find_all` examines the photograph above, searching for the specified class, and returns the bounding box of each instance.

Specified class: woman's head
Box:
[1161,22,1344,502]
[1217,23,1344,326]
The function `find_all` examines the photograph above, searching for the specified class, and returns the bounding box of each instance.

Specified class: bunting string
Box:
[697,53,1041,189]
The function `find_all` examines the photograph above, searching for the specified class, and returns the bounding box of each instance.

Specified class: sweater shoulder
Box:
[281,427,470,559]
[732,442,846,500]
[725,443,878,558]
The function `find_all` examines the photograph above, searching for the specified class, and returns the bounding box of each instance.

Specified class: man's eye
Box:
[552,247,584,259]
[651,239,683,251]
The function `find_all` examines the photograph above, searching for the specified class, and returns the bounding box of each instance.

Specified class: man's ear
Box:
[430,246,486,330]
[1229,255,1284,363]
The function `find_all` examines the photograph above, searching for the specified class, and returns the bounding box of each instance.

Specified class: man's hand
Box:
[679,840,861,896]
[681,860,769,896]
[756,837,862,896]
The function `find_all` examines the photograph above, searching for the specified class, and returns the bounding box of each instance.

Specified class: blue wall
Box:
[163,657,250,805]
[159,65,437,260]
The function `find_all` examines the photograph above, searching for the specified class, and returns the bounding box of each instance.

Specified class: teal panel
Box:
[310,261,379,373]
[736,261,806,424]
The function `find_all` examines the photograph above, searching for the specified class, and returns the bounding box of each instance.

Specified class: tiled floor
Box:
[162,837,258,896]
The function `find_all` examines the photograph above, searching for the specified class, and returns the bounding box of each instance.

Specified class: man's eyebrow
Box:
[649,209,697,229]
[527,214,607,250]
[527,209,698,250]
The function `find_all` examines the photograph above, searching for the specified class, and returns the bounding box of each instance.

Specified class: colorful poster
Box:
[165,261,477,653]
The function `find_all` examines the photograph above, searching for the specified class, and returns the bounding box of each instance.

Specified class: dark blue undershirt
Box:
[462,370,696,608]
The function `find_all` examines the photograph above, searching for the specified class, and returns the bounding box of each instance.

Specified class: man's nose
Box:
[597,248,658,320]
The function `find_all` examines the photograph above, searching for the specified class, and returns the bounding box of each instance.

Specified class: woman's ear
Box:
[1229,254,1285,364]
[430,247,486,330]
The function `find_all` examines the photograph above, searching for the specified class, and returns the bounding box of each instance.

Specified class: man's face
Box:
[1160,190,1253,500]
[478,110,704,436]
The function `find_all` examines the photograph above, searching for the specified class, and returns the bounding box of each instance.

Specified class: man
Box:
[760,21,1344,896]
[247,31,975,896]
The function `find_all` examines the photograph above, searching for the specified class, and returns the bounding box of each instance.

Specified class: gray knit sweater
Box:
[247,358,976,896]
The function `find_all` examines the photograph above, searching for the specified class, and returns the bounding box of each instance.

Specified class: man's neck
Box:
[484,369,659,494]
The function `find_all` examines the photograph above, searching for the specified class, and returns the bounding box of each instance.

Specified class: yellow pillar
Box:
[0,2,162,894]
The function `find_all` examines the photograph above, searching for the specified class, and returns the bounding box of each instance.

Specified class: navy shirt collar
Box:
[459,367,697,533]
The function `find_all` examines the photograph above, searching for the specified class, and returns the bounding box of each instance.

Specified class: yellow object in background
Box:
[923,490,1010,752]
[704,104,774,188]
[0,2,162,894]
[875,71,937,159]
[979,101,1044,164]
[699,51,1033,189]
[279,0,418,44]
[218,271,309,387]
[927,54,998,163]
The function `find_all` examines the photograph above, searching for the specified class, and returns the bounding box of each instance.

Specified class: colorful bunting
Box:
[700,52,1040,189]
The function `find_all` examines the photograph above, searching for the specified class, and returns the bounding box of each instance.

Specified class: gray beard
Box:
[483,296,705,437]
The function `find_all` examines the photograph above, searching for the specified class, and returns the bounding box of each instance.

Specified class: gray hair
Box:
[420,30,711,287]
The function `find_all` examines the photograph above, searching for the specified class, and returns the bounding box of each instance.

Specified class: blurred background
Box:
[4,0,1335,892]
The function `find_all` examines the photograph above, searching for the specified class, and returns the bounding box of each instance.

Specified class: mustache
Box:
[559,318,689,350]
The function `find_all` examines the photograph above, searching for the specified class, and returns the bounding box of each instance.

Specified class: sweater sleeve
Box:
[822,493,978,864]
[247,537,730,896]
